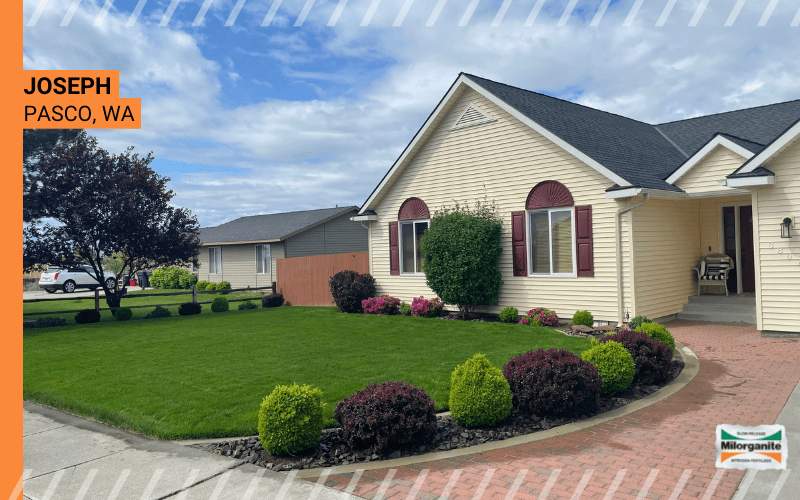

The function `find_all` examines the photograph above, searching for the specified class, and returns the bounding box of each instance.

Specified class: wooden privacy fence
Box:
[277,252,369,306]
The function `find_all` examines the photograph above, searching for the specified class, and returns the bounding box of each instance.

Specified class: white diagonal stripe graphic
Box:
[439,469,462,499]
[603,469,626,500]
[173,469,200,500]
[74,469,98,500]
[107,469,131,500]
[343,470,364,494]
[262,0,283,26]
[701,470,725,500]
[426,0,448,26]
[656,0,678,26]
[393,0,414,26]
[28,0,50,26]
[407,469,429,500]
[242,468,266,500]
[503,469,528,500]
[294,0,316,26]
[758,0,779,26]
[538,469,561,500]
[41,470,65,500]
[524,0,546,26]
[275,469,298,500]
[590,0,612,26]
[725,0,747,26]
[193,0,215,26]
[12,470,33,500]
[623,0,645,26]
[732,470,757,500]
[492,0,512,26]
[472,469,495,499]
[93,0,115,27]
[361,0,382,26]
[127,0,148,27]
[558,0,580,26]
[328,0,348,26]
[689,0,710,26]
[767,469,791,500]
[668,469,693,500]
[61,0,83,26]
[374,468,397,500]
[140,469,163,500]
[636,469,659,498]
[459,0,481,26]
[792,6,800,26]
[225,0,248,26]
[208,470,232,500]
[309,468,333,500]
[569,469,593,500]
[159,0,182,26]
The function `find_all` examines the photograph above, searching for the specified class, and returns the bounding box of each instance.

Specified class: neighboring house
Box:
[198,207,368,288]
[353,73,800,335]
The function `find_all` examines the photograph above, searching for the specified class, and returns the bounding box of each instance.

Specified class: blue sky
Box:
[23,0,800,227]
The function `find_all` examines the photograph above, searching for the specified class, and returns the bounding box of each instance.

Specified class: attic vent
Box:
[451,103,495,130]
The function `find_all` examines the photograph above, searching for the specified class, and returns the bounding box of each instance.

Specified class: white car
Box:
[38,265,117,294]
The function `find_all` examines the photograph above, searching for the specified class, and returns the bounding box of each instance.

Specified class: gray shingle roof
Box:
[200,206,358,244]
[462,73,800,192]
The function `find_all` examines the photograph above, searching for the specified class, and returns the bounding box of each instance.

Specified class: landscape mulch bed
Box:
[191,357,684,472]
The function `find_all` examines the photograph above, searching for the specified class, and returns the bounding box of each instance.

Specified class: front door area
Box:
[722,205,756,294]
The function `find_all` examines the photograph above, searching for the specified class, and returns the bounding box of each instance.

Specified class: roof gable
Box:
[665,135,754,185]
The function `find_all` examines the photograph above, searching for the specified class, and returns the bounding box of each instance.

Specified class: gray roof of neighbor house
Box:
[199,206,358,244]
[462,73,800,192]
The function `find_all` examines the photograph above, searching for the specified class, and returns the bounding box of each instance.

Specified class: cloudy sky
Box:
[23,0,800,227]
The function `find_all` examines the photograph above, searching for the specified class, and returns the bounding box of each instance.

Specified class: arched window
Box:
[511,181,594,277]
[389,198,430,275]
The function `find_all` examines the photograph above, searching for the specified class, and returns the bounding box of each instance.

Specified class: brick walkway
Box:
[318,321,800,500]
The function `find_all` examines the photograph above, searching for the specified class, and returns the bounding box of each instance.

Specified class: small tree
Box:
[421,200,502,318]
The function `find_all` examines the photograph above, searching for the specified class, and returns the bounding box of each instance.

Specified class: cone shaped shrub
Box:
[635,323,675,354]
[334,381,436,454]
[258,384,324,455]
[503,349,600,417]
[449,354,512,427]
[580,339,635,394]
[599,331,671,385]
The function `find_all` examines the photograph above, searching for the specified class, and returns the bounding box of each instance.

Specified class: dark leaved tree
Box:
[23,131,200,310]
[24,129,81,222]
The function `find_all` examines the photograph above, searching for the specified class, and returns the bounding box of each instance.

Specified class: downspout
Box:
[616,193,650,325]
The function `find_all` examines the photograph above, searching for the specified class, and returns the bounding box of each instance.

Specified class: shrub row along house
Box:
[351,73,800,335]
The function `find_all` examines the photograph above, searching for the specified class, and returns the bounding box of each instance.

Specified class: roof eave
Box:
[664,134,755,185]
[735,118,800,174]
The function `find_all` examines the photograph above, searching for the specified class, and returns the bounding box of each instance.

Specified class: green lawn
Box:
[24,307,591,439]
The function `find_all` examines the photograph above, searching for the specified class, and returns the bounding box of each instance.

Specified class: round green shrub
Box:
[238,301,258,310]
[499,306,519,323]
[114,307,133,321]
[399,302,411,316]
[75,309,101,324]
[144,306,171,319]
[580,339,635,394]
[572,310,594,327]
[629,315,652,330]
[211,296,229,313]
[635,322,675,354]
[195,280,210,291]
[449,354,512,427]
[178,302,202,316]
[215,281,231,293]
[258,383,324,455]
[204,282,217,291]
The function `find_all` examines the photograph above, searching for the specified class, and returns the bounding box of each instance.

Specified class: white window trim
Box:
[526,207,577,278]
[256,244,271,275]
[208,246,222,274]
[399,219,429,275]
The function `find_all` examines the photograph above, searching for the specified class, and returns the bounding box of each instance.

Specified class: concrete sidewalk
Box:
[23,402,356,500]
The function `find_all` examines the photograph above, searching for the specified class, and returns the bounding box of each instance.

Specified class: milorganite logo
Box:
[716,424,787,469]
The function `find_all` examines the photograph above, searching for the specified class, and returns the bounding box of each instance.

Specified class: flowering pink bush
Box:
[518,318,530,325]
[362,295,401,315]
[410,296,444,317]
[523,308,559,327]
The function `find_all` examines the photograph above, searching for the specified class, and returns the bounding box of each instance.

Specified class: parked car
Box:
[38,266,117,293]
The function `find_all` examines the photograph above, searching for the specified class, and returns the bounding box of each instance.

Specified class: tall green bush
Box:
[258,384,324,455]
[449,353,512,427]
[421,201,502,318]
[149,267,197,289]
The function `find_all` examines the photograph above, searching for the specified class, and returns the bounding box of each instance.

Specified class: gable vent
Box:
[451,103,495,130]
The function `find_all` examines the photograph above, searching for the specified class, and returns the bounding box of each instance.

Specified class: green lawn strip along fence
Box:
[23,306,591,439]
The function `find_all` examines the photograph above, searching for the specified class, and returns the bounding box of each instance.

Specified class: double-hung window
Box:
[256,244,271,274]
[528,208,575,276]
[208,247,222,274]
[400,220,428,274]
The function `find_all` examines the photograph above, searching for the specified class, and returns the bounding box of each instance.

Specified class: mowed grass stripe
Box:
[24,307,591,439]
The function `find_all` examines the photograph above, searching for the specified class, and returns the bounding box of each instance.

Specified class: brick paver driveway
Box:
[319,321,800,500]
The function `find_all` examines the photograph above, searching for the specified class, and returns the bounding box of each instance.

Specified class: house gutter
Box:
[615,193,650,325]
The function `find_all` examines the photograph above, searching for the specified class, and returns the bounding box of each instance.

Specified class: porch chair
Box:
[695,253,734,297]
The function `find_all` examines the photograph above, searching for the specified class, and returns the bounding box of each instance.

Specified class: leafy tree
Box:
[420,200,503,318]
[23,131,200,310]
[24,129,81,222]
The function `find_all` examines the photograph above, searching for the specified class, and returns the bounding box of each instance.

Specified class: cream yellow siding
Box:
[369,88,631,323]
[197,242,282,289]
[753,137,800,332]
[675,146,747,194]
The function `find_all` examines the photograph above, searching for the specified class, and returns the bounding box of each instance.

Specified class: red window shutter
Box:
[511,211,527,276]
[389,222,400,275]
[575,205,594,277]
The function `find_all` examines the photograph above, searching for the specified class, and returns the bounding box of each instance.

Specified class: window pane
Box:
[263,245,271,275]
[551,210,573,274]
[415,222,428,273]
[209,248,216,274]
[529,212,550,274]
[256,246,263,273]
[216,248,222,274]
[401,223,415,273]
